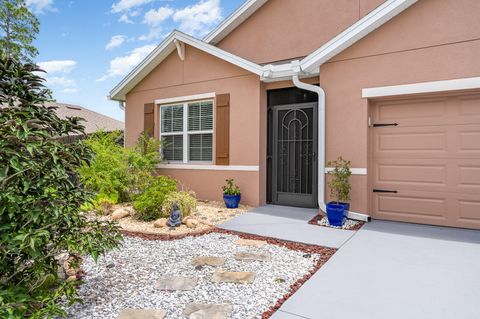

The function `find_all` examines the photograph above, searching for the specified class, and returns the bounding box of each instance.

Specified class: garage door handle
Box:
[373,123,398,127]
[373,189,398,193]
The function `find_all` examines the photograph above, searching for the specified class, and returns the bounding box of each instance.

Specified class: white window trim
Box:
[159,99,214,164]
[362,77,480,98]
[155,92,215,105]
[157,164,259,171]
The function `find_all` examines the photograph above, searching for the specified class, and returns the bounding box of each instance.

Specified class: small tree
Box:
[0,0,39,62]
[0,55,121,317]
[327,156,351,204]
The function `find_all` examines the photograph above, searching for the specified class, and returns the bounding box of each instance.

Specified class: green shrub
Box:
[327,156,352,203]
[0,54,122,318]
[78,131,161,203]
[161,191,197,217]
[222,178,241,195]
[133,176,177,221]
[93,197,116,215]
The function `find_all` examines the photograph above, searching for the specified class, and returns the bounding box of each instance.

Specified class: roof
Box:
[46,102,124,134]
[109,0,418,101]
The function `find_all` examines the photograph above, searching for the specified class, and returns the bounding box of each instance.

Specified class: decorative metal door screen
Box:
[272,103,318,207]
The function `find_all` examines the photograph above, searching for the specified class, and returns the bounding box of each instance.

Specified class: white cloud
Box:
[106,35,127,50]
[37,60,77,74]
[26,0,56,13]
[62,88,78,94]
[143,7,173,27]
[119,13,134,24]
[111,0,153,13]
[173,0,222,36]
[97,44,156,82]
[138,28,164,41]
[47,76,76,87]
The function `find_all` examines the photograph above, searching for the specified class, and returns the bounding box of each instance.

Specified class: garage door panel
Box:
[371,93,480,229]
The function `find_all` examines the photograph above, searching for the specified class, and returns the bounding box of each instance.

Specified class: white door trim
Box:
[362,77,480,98]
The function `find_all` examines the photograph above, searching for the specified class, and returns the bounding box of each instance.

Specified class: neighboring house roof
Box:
[109,0,417,101]
[47,102,124,134]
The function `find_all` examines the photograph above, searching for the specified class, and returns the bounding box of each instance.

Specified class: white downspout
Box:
[292,70,370,222]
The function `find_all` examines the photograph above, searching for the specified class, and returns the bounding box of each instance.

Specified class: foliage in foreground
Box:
[133,175,178,221]
[78,131,161,205]
[327,156,352,203]
[0,54,122,318]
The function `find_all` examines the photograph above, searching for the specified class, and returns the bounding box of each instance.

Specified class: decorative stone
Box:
[153,218,167,228]
[192,256,226,267]
[167,203,182,227]
[182,216,191,223]
[117,309,167,319]
[234,239,267,248]
[186,219,199,229]
[183,303,233,319]
[112,208,130,221]
[234,252,271,262]
[154,276,198,291]
[211,270,255,284]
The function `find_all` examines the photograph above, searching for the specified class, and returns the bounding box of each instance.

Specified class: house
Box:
[109,0,480,230]
[48,102,124,135]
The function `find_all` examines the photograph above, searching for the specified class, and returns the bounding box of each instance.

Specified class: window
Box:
[160,100,213,163]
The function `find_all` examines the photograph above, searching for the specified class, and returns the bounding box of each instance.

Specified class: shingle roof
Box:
[46,102,124,134]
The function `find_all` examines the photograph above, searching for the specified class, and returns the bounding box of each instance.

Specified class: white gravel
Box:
[318,216,361,230]
[64,233,320,319]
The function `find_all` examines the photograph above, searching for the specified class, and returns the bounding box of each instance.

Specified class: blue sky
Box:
[28,0,244,121]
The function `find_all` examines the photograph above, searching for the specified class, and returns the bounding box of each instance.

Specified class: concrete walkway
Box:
[271,220,480,319]
[219,205,355,248]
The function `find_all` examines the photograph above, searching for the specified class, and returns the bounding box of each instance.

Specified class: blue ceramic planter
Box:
[223,194,241,209]
[326,202,346,227]
[337,202,350,218]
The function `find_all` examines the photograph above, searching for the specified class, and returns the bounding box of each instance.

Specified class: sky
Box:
[28,0,245,121]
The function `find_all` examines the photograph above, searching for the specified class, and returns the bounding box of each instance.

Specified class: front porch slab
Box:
[219,205,356,248]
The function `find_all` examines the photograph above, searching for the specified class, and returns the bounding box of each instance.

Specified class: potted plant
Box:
[326,156,352,227]
[222,178,241,208]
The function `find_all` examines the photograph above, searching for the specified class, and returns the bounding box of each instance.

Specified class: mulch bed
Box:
[308,214,365,231]
[122,227,337,319]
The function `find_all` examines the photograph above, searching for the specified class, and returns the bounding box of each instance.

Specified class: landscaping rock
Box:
[153,218,167,228]
[117,309,166,319]
[234,238,267,248]
[211,270,255,284]
[192,256,226,267]
[112,208,130,221]
[154,276,198,291]
[186,219,199,229]
[234,252,271,262]
[182,216,191,223]
[183,303,233,319]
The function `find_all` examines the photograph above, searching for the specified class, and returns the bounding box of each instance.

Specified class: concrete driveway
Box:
[271,220,480,319]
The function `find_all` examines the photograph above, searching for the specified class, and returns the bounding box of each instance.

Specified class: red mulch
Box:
[121,227,336,319]
[308,214,365,231]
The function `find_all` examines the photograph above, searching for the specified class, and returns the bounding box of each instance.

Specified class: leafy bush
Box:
[327,156,352,203]
[0,54,122,318]
[161,191,197,218]
[78,131,161,204]
[93,197,116,216]
[133,176,177,221]
[222,178,241,195]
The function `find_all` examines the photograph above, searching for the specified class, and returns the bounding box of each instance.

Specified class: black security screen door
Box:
[272,102,318,207]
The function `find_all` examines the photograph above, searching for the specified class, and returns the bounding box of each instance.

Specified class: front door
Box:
[272,102,318,207]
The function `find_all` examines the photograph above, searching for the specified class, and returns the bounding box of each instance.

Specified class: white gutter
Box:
[291,63,370,222]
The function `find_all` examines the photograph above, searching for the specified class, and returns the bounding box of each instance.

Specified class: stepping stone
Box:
[234,238,266,248]
[183,303,233,319]
[117,309,166,319]
[192,256,226,267]
[211,270,255,284]
[154,276,198,291]
[234,252,271,262]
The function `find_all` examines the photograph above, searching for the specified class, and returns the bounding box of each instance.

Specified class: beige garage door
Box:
[370,93,480,229]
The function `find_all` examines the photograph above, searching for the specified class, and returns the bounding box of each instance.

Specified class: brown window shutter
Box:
[215,94,230,165]
[144,103,155,137]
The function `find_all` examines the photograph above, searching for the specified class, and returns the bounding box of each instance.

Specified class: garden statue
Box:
[167,203,182,228]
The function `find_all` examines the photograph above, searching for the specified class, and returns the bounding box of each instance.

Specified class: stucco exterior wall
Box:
[216,0,386,64]
[320,0,480,213]
[125,45,262,205]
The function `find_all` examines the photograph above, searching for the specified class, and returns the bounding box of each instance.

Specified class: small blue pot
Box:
[337,202,350,218]
[223,194,241,209]
[326,202,346,227]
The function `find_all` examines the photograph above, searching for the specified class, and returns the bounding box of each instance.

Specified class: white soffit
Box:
[300,0,418,73]
[109,30,264,101]
[362,77,480,98]
[204,0,269,45]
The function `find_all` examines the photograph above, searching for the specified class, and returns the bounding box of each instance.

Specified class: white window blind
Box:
[160,100,213,163]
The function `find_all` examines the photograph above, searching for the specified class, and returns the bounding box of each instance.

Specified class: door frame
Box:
[271,102,318,208]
